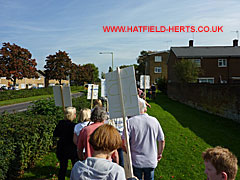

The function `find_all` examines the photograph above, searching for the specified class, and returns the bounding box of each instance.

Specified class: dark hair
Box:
[89,124,122,152]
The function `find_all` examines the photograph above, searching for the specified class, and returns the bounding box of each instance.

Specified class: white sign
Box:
[140,75,150,89]
[53,86,72,107]
[87,84,99,99]
[106,66,139,119]
[101,79,107,97]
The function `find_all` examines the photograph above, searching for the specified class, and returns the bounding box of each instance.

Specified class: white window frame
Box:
[154,67,162,73]
[218,59,227,67]
[198,77,214,84]
[155,56,162,62]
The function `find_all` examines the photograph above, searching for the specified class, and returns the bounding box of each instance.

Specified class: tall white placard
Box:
[87,84,99,99]
[101,79,107,97]
[140,75,150,89]
[106,66,139,119]
[53,86,72,107]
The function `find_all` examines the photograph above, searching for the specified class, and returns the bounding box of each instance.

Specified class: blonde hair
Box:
[202,146,238,180]
[94,99,102,107]
[64,107,76,121]
[78,108,91,123]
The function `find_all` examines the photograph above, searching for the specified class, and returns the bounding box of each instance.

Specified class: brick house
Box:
[137,50,169,85]
[168,40,240,84]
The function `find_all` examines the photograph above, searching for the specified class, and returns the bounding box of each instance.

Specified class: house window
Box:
[155,56,162,62]
[218,59,227,67]
[154,67,162,73]
[193,59,201,67]
[198,78,214,84]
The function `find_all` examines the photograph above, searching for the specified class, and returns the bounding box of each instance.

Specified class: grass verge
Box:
[0,89,84,106]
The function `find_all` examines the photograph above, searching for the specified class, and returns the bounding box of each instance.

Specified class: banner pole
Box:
[144,75,146,98]
[117,67,134,178]
[60,85,65,111]
[90,84,94,109]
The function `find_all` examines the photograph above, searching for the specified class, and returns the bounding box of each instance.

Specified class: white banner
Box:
[140,75,150,89]
[101,79,107,97]
[87,84,99,99]
[106,66,139,119]
[53,86,72,107]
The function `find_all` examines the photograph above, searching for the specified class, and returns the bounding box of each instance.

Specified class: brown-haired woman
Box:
[71,124,126,180]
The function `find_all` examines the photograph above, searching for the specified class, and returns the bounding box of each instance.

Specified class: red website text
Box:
[102,26,223,33]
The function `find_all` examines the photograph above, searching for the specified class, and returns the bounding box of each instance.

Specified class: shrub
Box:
[156,77,168,94]
[0,113,60,179]
[0,94,90,179]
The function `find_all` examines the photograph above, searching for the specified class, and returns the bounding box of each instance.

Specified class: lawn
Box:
[20,92,240,180]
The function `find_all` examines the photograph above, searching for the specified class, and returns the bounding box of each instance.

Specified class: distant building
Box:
[0,70,69,89]
[168,40,240,84]
[137,50,169,86]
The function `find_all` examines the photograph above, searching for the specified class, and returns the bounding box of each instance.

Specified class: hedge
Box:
[0,95,90,179]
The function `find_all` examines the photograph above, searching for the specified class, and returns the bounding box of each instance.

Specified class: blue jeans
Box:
[118,148,124,167]
[133,166,154,180]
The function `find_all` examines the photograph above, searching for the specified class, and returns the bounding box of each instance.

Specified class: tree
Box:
[174,58,201,83]
[0,42,38,86]
[81,63,99,83]
[44,50,72,85]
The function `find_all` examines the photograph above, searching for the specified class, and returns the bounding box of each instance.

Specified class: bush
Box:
[0,95,90,179]
[156,77,167,94]
[0,113,60,179]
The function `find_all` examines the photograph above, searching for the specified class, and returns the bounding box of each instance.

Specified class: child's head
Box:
[202,146,238,180]
[78,108,91,123]
[64,107,76,121]
[89,124,122,153]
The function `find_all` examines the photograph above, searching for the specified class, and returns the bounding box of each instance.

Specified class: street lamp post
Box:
[99,52,114,70]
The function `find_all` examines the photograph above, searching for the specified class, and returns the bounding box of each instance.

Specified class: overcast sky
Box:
[1,0,240,74]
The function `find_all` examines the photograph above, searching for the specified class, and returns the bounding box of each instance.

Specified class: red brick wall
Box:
[167,83,240,123]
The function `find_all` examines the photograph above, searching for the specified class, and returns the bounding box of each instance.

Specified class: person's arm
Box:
[73,133,78,145]
[77,131,84,160]
[122,139,127,153]
[157,140,165,161]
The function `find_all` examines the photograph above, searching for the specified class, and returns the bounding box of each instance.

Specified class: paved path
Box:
[0,92,83,114]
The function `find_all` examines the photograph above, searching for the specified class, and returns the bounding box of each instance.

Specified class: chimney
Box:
[233,39,238,47]
[189,40,193,47]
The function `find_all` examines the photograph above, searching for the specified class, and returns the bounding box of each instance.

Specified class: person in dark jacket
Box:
[53,107,78,180]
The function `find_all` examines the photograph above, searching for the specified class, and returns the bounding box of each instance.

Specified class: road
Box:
[0,92,83,114]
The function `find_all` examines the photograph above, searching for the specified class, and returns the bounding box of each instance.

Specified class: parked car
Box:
[0,86,8,90]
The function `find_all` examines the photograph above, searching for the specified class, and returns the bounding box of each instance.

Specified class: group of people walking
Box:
[53,94,238,180]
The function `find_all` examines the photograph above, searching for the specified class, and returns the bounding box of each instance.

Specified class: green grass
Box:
[19,150,72,180]
[0,95,53,106]
[150,93,240,180]
[20,92,240,180]
[0,86,85,106]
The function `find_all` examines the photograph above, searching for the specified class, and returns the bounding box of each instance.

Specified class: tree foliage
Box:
[44,50,72,85]
[0,42,38,86]
[81,63,99,83]
[174,59,201,83]
[70,63,99,85]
